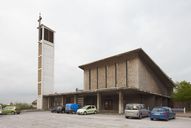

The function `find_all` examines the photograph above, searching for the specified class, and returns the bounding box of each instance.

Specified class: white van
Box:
[0,105,2,114]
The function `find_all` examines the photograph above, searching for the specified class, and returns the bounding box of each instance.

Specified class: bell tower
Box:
[37,15,55,109]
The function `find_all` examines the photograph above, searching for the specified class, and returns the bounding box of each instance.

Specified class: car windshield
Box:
[126,104,141,110]
[152,108,166,112]
[82,106,90,109]
[4,106,15,110]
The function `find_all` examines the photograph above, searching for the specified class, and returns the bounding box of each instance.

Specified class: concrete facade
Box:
[37,24,55,109]
[43,48,174,114]
[82,55,168,94]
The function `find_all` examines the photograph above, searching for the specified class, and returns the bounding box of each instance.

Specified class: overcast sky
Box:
[0,0,191,104]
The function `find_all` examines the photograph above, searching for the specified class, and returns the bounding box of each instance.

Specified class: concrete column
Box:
[74,95,77,104]
[119,91,124,114]
[97,93,101,112]
[61,96,64,105]
[48,97,50,109]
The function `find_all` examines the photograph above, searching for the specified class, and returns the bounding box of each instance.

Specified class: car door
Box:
[168,108,174,119]
[140,105,147,117]
[91,106,96,113]
[86,106,91,114]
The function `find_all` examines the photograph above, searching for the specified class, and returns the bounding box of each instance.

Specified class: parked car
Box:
[0,105,2,114]
[51,105,65,113]
[77,105,97,115]
[150,107,176,121]
[125,103,150,119]
[65,103,79,114]
[2,106,21,115]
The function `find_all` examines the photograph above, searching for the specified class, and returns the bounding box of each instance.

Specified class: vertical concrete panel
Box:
[128,58,139,88]
[138,58,168,95]
[98,66,106,89]
[42,41,54,95]
[107,64,115,88]
[84,70,89,90]
[91,68,97,90]
[117,61,126,87]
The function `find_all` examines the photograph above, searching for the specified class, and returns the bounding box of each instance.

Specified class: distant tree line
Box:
[0,103,34,110]
[171,80,191,110]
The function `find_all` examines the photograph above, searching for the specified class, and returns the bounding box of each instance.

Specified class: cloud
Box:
[0,0,191,104]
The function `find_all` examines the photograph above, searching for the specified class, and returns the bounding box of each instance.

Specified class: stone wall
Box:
[98,66,106,89]
[127,58,139,88]
[84,70,89,90]
[107,64,115,88]
[83,55,171,97]
[83,57,140,90]
[138,58,169,96]
[117,61,126,87]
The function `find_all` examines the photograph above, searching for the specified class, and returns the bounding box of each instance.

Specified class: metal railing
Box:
[172,108,186,113]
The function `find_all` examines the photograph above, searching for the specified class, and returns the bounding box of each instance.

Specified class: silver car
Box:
[125,103,150,119]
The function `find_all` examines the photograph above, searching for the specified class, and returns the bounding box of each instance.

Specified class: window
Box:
[44,28,54,43]
[87,106,91,109]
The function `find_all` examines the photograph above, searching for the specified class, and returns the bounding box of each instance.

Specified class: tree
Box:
[172,81,191,102]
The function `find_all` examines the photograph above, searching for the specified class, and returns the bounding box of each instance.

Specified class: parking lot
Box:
[0,111,191,128]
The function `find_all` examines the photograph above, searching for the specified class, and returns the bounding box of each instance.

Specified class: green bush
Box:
[15,103,33,110]
[1,103,34,110]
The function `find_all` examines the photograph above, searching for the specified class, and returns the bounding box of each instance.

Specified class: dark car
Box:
[150,107,176,121]
[51,106,65,113]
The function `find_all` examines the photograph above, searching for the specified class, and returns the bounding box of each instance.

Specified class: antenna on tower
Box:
[38,13,42,27]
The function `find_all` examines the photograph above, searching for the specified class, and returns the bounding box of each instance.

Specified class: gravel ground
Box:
[0,111,191,128]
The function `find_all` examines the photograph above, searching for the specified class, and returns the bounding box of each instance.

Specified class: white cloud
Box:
[0,0,191,103]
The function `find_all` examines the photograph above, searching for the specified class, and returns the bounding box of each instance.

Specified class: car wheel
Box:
[94,111,97,114]
[139,114,142,119]
[125,116,129,119]
[165,117,169,121]
[150,118,153,120]
[84,111,87,115]
[11,111,15,115]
